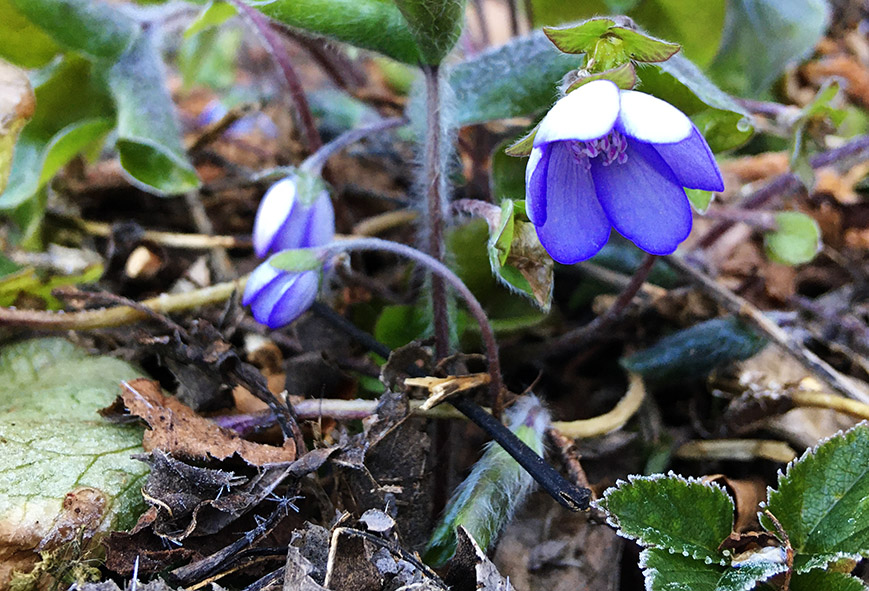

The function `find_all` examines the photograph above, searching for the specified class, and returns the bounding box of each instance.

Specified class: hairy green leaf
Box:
[764,212,821,266]
[641,549,786,591]
[109,33,200,195]
[11,0,138,61]
[185,0,238,38]
[394,0,465,64]
[598,474,734,563]
[763,423,869,571]
[252,0,422,64]
[620,316,766,382]
[0,338,148,562]
[708,0,830,97]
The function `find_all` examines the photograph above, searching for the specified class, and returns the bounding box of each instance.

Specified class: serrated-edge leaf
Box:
[640,548,722,591]
[596,472,734,564]
[762,422,869,561]
[543,18,615,54]
[790,569,869,591]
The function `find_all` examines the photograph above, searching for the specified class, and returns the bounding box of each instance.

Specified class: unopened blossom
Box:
[525,79,724,263]
[252,175,334,258]
[243,262,320,329]
[246,173,335,328]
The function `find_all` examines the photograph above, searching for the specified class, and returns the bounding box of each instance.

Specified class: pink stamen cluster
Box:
[569,130,629,168]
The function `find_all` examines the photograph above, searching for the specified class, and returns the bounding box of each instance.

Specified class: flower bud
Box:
[252,173,335,258]
[242,261,320,329]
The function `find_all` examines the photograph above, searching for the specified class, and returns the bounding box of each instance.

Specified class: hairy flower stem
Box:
[319,237,501,404]
[421,64,451,364]
[301,116,407,175]
[228,0,321,152]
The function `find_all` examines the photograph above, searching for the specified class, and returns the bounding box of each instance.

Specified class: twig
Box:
[0,276,247,330]
[551,373,646,438]
[184,191,234,281]
[352,209,418,237]
[309,302,592,512]
[667,255,869,404]
[228,0,322,152]
[547,254,657,354]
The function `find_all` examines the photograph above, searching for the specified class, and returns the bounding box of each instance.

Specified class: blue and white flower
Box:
[252,175,335,258]
[245,173,335,329]
[525,79,724,263]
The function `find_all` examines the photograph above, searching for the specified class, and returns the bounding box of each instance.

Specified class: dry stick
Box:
[184,191,234,281]
[0,276,247,330]
[698,134,869,248]
[547,254,657,354]
[228,0,322,152]
[421,65,451,365]
[666,255,869,405]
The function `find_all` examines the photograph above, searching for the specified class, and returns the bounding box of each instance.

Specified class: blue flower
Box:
[525,79,724,263]
[246,174,336,328]
[252,175,335,258]
[242,262,320,329]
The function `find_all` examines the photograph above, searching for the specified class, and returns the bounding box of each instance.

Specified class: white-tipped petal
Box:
[616,90,693,144]
[253,177,297,257]
[534,80,620,146]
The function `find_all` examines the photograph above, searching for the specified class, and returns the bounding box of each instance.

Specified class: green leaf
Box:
[0,338,148,558]
[394,0,465,64]
[450,31,578,126]
[492,140,527,200]
[11,0,138,61]
[620,316,767,382]
[543,18,615,54]
[374,303,432,351]
[0,0,61,68]
[1,57,114,210]
[763,423,869,571]
[638,53,754,152]
[252,0,422,64]
[109,33,201,195]
[598,474,734,563]
[185,0,238,39]
[790,570,869,591]
[641,549,786,591]
[708,0,830,97]
[686,188,714,213]
[790,81,845,188]
[178,26,243,91]
[764,212,821,266]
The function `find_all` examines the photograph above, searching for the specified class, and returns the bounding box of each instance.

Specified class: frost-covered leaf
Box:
[393,0,465,64]
[598,473,734,563]
[252,0,422,64]
[620,316,767,382]
[0,338,148,585]
[708,0,830,97]
[764,212,822,266]
[789,569,869,591]
[641,548,786,591]
[763,423,869,572]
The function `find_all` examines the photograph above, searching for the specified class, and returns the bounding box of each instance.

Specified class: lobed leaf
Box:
[763,422,869,571]
[598,473,734,564]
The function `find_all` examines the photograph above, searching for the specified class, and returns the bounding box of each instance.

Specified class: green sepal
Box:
[685,188,714,213]
[609,26,680,63]
[544,19,679,64]
[564,61,638,93]
[543,18,616,54]
[505,127,537,157]
[268,248,324,273]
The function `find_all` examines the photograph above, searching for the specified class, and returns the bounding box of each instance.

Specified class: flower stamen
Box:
[569,130,629,167]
